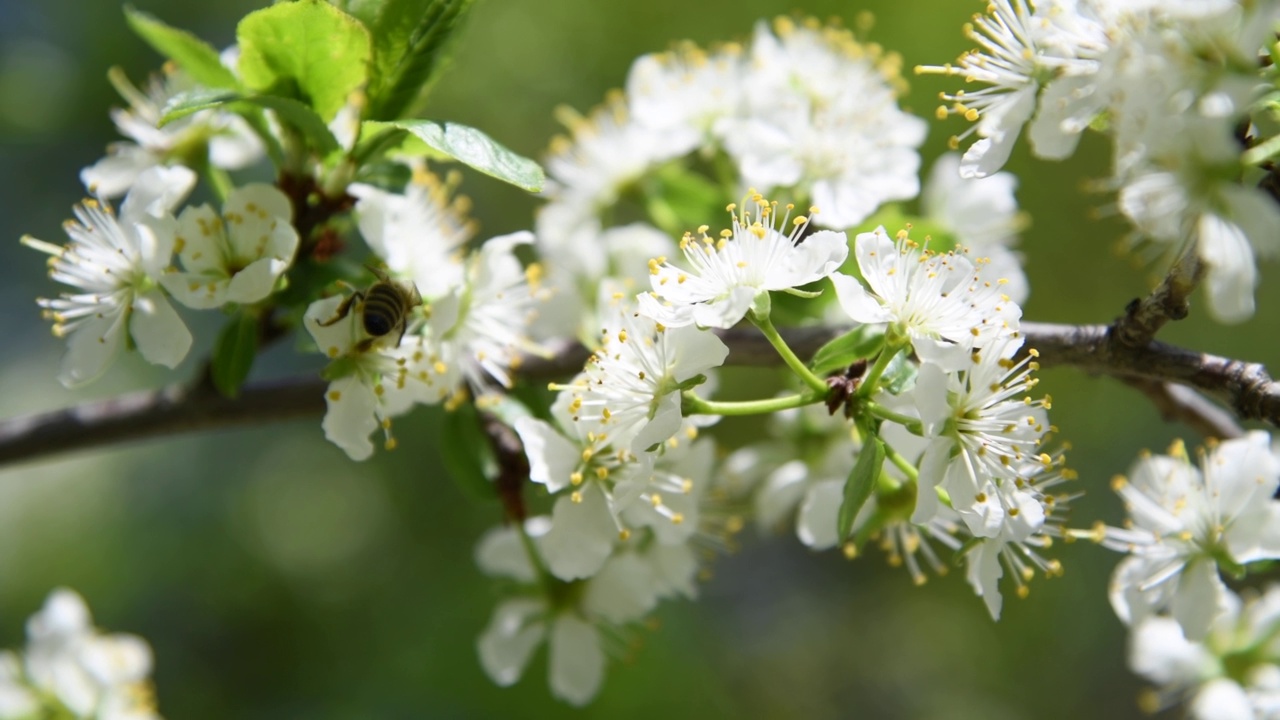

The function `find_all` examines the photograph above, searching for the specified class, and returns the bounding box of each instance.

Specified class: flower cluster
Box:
[536,16,931,338]
[0,589,162,720]
[924,0,1280,322]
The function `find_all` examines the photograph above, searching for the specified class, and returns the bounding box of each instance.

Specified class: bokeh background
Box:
[1,1,1278,718]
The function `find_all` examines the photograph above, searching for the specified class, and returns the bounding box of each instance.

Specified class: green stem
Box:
[750,311,830,393]
[683,390,824,417]
[515,519,556,596]
[882,442,919,483]
[864,402,922,434]
[856,343,903,399]
[205,167,232,205]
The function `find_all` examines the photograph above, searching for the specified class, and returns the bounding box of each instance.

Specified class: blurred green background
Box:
[1,0,1278,718]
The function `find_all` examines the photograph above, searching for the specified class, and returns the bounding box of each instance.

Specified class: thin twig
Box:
[1112,253,1205,347]
[1119,377,1244,440]
[0,322,1276,468]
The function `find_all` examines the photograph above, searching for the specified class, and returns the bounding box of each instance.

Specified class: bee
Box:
[320,266,423,352]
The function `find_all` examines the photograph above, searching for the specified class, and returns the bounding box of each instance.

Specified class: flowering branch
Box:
[1111,253,1205,348]
[1,321,1275,468]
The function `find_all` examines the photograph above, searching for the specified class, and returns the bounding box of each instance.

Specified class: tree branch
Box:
[1,321,1277,468]
[1112,252,1205,347]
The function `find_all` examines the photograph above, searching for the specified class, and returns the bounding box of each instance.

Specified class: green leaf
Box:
[837,436,885,542]
[210,313,260,398]
[161,90,340,156]
[237,0,372,122]
[440,403,496,502]
[810,325,886,377]
[340,0,475,120]
[124,6,240,89]
[363,119,544,191]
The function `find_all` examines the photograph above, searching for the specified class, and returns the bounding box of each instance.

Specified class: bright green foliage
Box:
[336,0,476,120]
[361,119,545,191]
[124,6,240,89]
[644,164,727,237]
[237,0,372,122]
[161,90,341,156]
[809,325,886,377]
[837,434,884,542]
[210,312,261,398]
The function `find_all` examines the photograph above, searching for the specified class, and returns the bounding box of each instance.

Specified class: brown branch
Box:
[1,322,1277,468]
[1112,253,1205,348]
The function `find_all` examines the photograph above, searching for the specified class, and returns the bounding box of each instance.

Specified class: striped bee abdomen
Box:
[361,284,408,337]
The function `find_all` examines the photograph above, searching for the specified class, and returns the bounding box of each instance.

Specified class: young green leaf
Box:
[340,0,475,120]
[236,0,372,122]
[210,312,260,399]
[124,6,240,89]
[440,403,497,502]
[362,119,545,192]
[809,325,886,377]
[161,90,340,156]
[837,436,885,542]
[880,349,919,395]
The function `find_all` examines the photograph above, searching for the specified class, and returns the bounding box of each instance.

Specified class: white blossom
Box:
[423,232,548,395]
[556,304,728,453]
[9,589,162,720]
[910,336,1049,534]
[921,152,1029,303]
[717,18,926,228]
[475,518,695,706]
[638,194,847,329]
[81,65,261,199]
[304,295,434,461]
[1130,586,1280,719]
[160,183,297,309]
[830,227,1020,371]
[1102,432,1280,641]
[625,41,746,155]
[349,168,476,300]
[24,165,196,387]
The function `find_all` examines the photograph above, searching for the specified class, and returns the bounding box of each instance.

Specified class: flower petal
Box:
[129,291,191,368]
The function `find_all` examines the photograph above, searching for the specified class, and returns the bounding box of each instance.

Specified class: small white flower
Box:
[24,165,196,387]
[304,295,434,461]
[1130,586,1280,719]
[475,518,681,706]
[830,227,1020,370]
[558,304,728,453]
[638,194,847,329]
[718,18,926,228]
[919,0,1107,178]
[349,168,476,300]
[921,153,1029,303]
[424,232,548,395]
[82,65,262,199]
[1101,432,1280,641]
[625,41,745,155]
[160,184,297,309]
[911,336,1049,534]
[19,589,162,720]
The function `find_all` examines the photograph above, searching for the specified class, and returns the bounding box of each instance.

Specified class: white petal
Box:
[542,488,617,581]
[129,291,191,368]
[1198,214,1256,324]
[160,272,230,310]
[59,311,126,388]
[755,460,810,531]
[830,272,891,324]
[796,479,843,550]
[1173,559,1229,642]
[474,519,551,582]
[581,553,658,624]
[964,539,1004,620]
[321,376,378,461]
[225,257,287,305]
[1190,678,1254,720]
[304,296,359,356]
[689,286,756,330]
[666,325,730,380]
[631,392,683,453]
[765,230,849,289]
[548,614,605,707]
[1129,616,1210,685]
[912,437,953,524]
[120,165,195,222]
[514,418,580,493]
[477,599,546,687]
